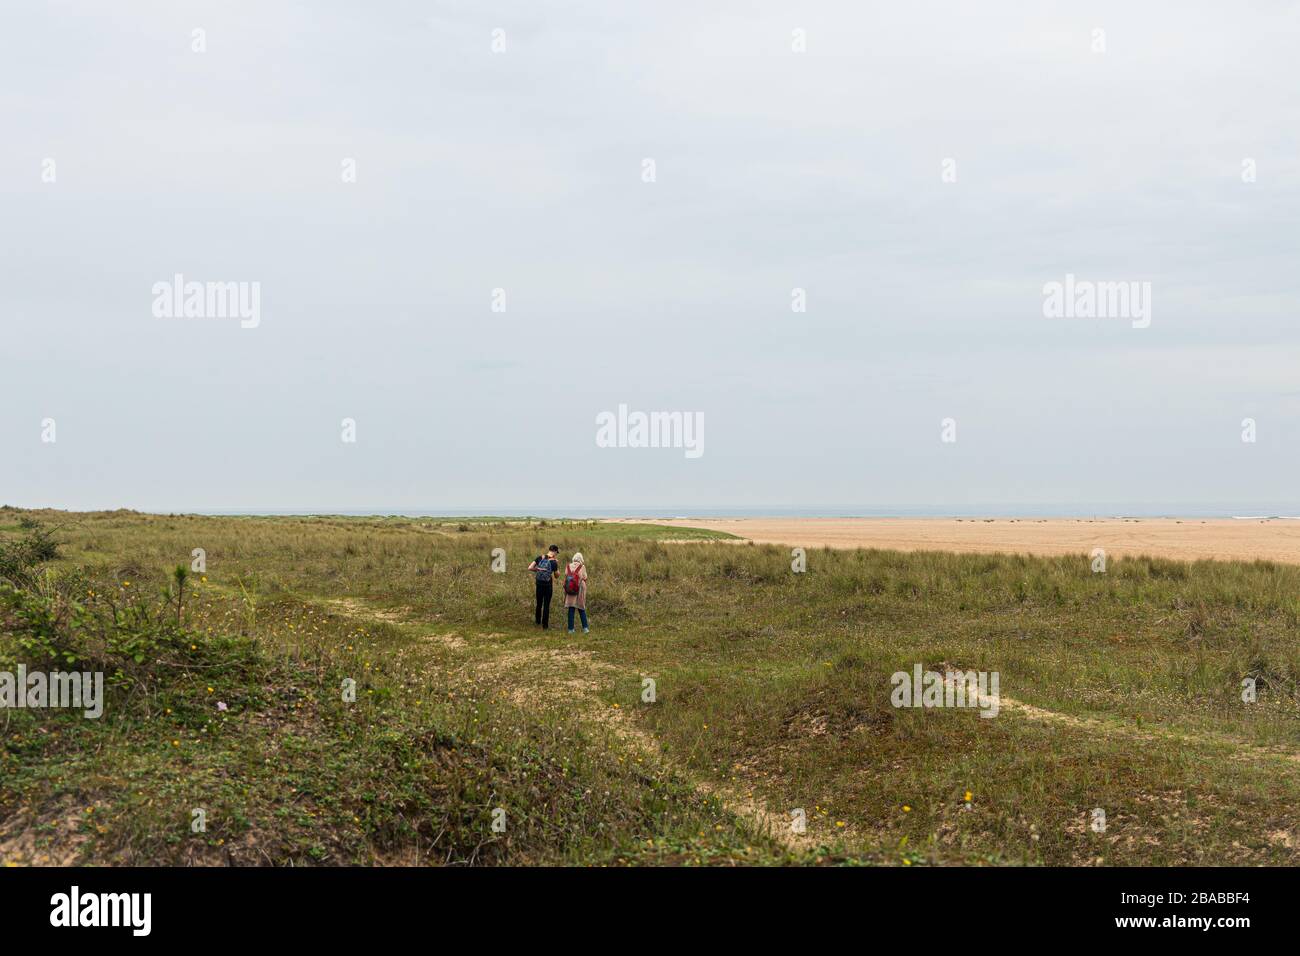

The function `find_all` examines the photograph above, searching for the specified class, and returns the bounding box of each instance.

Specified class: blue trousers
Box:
[567,607,588,630]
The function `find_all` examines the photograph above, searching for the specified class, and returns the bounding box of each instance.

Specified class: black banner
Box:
[0,866,1273,942]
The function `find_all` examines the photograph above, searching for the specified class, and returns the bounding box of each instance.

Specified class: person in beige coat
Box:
[562,552,589,634]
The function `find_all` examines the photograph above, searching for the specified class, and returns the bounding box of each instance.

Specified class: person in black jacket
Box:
[527,545,561,629]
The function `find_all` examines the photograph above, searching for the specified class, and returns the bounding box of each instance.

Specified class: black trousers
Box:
[534,580,553,628]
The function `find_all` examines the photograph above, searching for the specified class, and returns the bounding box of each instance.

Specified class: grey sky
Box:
[3,1,1298,514]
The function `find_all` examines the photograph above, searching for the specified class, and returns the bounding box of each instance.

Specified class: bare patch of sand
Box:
[0,802,90,866]
[617,517,1300,565]
[325,598,413,624]
[427,632,467,650]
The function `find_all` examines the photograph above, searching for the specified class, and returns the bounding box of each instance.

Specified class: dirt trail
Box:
[940,674,1300,766]
[309,595,1300,847]
[453,637,825,852]
[314,595,822,853]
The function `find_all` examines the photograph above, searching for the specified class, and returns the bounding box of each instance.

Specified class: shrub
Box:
[0,522,60,589]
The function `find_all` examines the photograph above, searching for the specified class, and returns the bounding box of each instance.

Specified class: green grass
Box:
[3,507,1299,866]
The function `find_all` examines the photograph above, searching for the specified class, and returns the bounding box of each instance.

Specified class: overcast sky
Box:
[3,1,1299,515]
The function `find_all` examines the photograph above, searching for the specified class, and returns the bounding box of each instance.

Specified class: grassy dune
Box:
[3,508,1299,866]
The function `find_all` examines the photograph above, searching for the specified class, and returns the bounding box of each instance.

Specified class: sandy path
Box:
[300,593,819,854]
[933,674,1300,767]
[299,592,1300,861]
[615,517,1300,565]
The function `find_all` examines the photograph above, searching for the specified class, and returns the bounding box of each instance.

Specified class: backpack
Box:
[534,557,554,583]
[563,564,582,595]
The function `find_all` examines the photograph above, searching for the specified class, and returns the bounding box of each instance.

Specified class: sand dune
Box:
[620,517,1300,565]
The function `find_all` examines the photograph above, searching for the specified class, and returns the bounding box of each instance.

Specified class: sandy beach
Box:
[622,517,1300,565]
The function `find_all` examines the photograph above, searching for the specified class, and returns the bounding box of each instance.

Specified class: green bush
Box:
[0,524,202,692]
[0,522,59,590]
